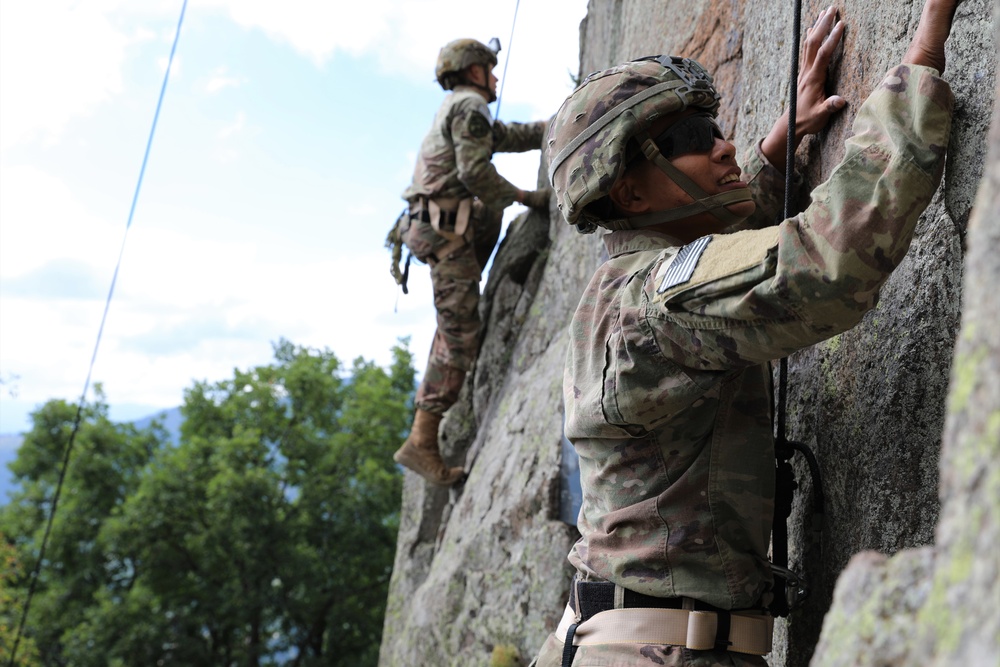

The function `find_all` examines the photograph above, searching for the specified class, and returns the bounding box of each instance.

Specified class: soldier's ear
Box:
[464,64,486,86]
[609,172,649,215]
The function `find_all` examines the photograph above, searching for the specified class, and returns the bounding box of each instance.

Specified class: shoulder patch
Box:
[656,236,712,293]
[468,111,491,138]
[656,227,781,300]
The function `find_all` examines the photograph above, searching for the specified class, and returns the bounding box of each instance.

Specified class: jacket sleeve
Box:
[647,64,955,370]
[734,140,800,231]
[451,97,521,210]
[493,119,548,153]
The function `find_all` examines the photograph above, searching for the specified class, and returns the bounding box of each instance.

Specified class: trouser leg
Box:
[414,355,467,415]
[414,241,480,414]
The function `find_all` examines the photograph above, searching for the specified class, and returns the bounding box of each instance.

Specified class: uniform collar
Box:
[603,229,685,259]
[453,84,491,103]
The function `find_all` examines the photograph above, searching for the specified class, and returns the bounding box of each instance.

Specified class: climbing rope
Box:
[5,2,189,664]
[771,0,826,618]
[494,0,522,119]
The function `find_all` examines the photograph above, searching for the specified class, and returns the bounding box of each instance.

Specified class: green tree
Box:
[0,538,41,667]
[1,340,414,666]
[1,386,162,665]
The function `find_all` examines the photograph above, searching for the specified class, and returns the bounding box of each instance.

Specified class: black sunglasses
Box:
[651,113,724,159]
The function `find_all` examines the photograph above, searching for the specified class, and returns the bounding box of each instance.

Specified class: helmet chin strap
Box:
[624,132,754,230]
[465,65,497,103]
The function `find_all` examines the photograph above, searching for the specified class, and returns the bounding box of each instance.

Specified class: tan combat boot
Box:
[392,409,465,486]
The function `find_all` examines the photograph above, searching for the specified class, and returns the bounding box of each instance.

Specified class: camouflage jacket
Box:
[563,64,954,610]
[401,86,547,212]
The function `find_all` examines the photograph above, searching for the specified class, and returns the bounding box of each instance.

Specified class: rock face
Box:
[379,1,999,665]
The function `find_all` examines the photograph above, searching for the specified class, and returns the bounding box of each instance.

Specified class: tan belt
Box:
[555,603,773,656]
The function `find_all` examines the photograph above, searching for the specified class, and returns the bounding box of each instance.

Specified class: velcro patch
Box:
[657,236,712,293]
[468,112,491,138]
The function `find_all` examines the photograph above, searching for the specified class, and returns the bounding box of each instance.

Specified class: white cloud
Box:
[156,54,183,81]
[0,0,140,151]
[205,66,245,93]
[0,199,438,417]
[197,0,587,116]
[0,165,122,278]
[217,111,247,139]
[202,0,394,64]
[0,1,586,152]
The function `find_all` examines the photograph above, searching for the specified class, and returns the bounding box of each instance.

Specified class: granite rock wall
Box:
[379,1,998,664]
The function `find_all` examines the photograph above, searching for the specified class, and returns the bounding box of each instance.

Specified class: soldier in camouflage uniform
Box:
[531,1,959,665]
[392,38,551,486]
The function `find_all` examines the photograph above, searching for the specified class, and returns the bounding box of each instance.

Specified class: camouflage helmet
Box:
[545,56,724,233]
[436,38,499,90]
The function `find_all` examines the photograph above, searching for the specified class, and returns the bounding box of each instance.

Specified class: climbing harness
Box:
[769,0,826,618]
[6,3,189,666]
[557,579,774,666]
[387,194,478,299]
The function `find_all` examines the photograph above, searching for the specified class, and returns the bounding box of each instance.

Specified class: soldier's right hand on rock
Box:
[520,187,553,210]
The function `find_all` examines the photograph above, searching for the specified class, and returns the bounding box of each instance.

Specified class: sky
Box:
[0,0,590,435]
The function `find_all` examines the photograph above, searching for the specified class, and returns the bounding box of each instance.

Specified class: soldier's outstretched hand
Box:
[903,0,962,72]
[521,187,553,211]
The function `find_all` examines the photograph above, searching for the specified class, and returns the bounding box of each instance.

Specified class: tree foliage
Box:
[1,339,414,666]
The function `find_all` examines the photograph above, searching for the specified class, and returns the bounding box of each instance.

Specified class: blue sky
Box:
[0,0,589,435]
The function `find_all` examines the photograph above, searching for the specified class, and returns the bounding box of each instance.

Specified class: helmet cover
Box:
[545,56,721,232]
[436,39,500,90]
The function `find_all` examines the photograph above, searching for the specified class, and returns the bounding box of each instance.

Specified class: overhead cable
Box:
[6,2,189,664]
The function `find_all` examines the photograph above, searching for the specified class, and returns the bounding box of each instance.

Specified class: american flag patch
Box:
[657,235,712,293]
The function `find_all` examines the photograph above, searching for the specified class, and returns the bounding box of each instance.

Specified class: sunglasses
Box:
[651,113,725,159]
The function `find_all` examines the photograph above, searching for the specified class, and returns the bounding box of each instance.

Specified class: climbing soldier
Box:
[390,38,551,486]
[531,0,960,664]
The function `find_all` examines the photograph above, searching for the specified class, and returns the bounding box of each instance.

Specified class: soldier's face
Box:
[612,112,757,241]
[466,64,498,103]
[484,66,498,102]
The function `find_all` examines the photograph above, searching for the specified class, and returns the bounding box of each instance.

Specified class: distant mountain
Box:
[0,407,184,504]
[0,434,23,504]
[132,407,183,445]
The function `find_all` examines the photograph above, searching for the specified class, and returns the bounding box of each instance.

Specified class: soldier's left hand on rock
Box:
[520,187,553,210]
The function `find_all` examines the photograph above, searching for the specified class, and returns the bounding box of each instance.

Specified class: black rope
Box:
[5,3,188,664]
[776,0,803,445]
[494,0,521,119]
[782,0,802,223]
[771,0,804,619]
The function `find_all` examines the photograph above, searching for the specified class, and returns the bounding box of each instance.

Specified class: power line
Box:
[5,2,189,664]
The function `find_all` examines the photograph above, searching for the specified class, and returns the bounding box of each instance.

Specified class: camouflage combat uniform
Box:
[533,64,953,666]
[401,87,546,414]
